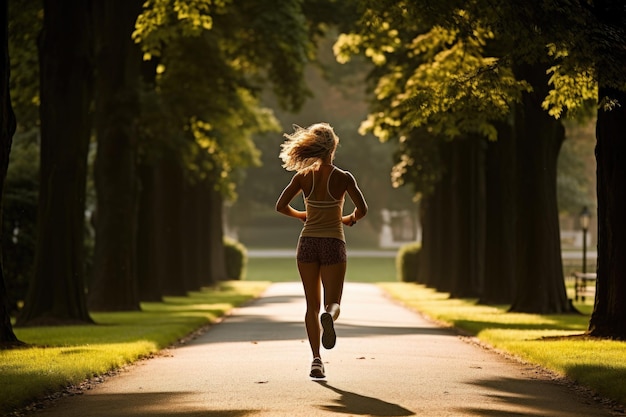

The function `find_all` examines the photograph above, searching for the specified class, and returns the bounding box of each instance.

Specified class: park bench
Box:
[573,271,597,302]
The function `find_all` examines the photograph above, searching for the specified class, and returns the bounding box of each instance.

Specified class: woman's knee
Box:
[305,305,320,316]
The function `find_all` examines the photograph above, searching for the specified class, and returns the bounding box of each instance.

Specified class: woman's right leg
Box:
[319,262,346,349]
[298,261,322,359]
[320,262,347,315]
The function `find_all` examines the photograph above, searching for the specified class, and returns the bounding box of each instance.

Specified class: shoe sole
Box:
[309,370,326,379]
[320,312,336,349]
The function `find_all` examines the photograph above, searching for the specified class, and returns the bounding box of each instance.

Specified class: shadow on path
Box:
[456,376,614,416]
[314,381,415,416]
[34,392,260,417]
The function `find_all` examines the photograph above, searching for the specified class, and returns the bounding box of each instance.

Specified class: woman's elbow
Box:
[276,203,288,215]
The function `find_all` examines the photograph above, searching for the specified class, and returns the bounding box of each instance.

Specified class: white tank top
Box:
[300,167,345,242]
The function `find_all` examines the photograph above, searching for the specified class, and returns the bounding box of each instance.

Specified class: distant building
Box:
[379,209,420,248]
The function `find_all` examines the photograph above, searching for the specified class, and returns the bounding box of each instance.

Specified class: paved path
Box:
[32,283,614,417]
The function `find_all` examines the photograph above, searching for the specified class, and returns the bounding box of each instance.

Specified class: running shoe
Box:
[310,357,325,379]
[320,312,336,349]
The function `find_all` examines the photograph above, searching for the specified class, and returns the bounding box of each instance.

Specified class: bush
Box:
[224,237,247,280]
[396,242,420,282]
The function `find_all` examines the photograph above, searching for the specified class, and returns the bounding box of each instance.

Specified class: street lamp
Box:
[579,206,591,274]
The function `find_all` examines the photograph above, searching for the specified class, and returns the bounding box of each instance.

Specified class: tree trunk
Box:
[197,180,213,286]
[419,146,451,291]
[88,0,143,311]
[136,57,162,302]
[432,143,454,293]
[419,188,438,287]
[449,137,485,299]
[509,63,572,314]
[415,197,432,285]
[0,0,22,344]
[181,179,202,291]
[207,185,228,283]
[588,86,626,339]
[156,156,188,296]
[136,162,163,301]
[480,124,516,304]
[17,0,94,326]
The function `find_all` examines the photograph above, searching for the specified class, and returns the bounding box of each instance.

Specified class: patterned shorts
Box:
[296,237,347,265]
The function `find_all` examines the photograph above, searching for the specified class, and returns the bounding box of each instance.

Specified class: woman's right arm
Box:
[276,173,307,222]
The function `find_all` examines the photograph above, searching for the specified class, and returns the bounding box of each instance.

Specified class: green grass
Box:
[379,282,626,406]
[0,281,270,415]
[246,256,397,282]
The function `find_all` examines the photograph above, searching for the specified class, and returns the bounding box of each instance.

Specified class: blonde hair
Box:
[279,123,339,172]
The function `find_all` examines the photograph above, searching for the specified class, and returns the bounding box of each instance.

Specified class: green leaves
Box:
[341,15,529,143]
[131,0,316,197]
[332,1,613,196]
[8,0,42,128]
[543,67,597,119]
[133,0,228,59]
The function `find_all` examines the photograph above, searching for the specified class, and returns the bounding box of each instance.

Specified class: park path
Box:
[31,282,615,417]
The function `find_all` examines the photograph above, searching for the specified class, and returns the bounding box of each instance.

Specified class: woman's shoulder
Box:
[332,166,355,181]
[330,166,356,188]
[294,170,314,191]
[294,170,313,180]
[332,165,348,175]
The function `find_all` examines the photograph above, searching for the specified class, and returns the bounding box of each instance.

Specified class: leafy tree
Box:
[130,0,292,296]
[16,0,94,326]
[93,0,349,303]
[406,0,626,334]
[87,0,144,311]
[86,0,322,306]
[0,0,22,346]
[3,2,42,317]
[509,61,569,313]
[586,1,626,339]
[339,1,612,312]
[434,0,626,332]
[7,0,40,130]
[334,3,533,305]
[6,0,98,318]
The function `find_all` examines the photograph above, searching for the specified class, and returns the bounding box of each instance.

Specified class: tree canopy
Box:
[334,0,626,331]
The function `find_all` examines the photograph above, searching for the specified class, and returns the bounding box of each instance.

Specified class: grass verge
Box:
[379,282,626,407]
[0,281,270,415]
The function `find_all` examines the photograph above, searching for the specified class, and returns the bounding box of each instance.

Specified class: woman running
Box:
[275,122,368,379]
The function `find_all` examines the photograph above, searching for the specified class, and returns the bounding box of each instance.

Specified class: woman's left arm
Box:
[276,173,307,222]
[342,172,368,226]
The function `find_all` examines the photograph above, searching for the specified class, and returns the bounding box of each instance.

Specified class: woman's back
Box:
[300,165,346,241]
[301,165,348,202]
